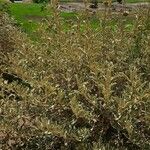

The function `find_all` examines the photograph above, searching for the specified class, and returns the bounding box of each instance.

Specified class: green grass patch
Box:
[9,3,49,36]
[9,3,79,39]
[9,2,142,40]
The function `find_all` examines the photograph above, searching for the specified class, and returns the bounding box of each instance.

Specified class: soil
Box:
[24,2,149,22]
[25,15,44,21]
[58,2,150,12]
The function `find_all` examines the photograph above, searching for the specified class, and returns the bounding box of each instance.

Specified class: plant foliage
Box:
[0,3,150,150]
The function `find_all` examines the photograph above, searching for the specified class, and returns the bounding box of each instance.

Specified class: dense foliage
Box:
[0,0,11,14]
[0,2,150,150]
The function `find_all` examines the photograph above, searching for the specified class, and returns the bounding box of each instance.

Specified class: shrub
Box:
[0,5,150,150]
[0,1,11,14]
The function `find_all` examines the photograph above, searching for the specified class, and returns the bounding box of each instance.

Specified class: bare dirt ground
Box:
[24,2,149,22]
[58,2,150,12]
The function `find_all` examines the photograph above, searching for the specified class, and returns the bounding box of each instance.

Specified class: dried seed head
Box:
[123,11,129,16]
[103,1,109,7]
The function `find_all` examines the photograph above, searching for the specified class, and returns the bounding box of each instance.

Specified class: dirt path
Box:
[58,2,150,12]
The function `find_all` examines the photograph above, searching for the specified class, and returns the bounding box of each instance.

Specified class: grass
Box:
[9,3,49,37]
[9,3,136,39]
[9,3,78,38]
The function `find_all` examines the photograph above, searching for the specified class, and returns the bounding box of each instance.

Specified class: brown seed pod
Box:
[123,11,129,16]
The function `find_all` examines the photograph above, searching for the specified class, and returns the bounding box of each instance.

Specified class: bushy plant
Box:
[0,1,11,14]
[0,3,150,150]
